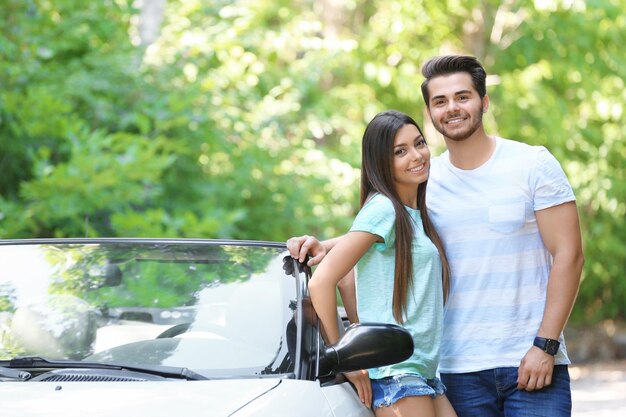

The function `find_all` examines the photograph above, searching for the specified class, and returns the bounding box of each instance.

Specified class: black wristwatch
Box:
[533,336,560,355]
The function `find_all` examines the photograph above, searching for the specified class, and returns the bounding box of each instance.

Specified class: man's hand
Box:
[286,235,326,266]
[517,346,555,391]
[344,369,372,407]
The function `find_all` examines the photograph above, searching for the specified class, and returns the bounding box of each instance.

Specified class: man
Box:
[288,55,583,416]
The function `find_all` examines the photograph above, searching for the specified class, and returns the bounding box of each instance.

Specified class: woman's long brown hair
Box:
[360,110,450,324]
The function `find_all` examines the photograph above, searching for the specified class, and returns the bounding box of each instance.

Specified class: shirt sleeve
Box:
[531,147,576,211]
[350,194,396,250]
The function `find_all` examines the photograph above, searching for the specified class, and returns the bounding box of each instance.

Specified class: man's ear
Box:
[482,95,489,113]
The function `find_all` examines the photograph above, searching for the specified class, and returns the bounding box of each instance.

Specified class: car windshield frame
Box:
[0,238,306,381]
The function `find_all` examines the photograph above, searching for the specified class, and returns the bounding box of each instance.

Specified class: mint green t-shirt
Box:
[350,193,443,379]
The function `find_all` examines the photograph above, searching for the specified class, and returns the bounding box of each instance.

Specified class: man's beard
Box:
[434,110,483,141]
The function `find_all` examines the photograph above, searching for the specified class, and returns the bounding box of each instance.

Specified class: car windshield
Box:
[0,240,299,379]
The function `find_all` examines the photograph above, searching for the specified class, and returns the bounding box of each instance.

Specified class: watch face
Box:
[545,339,560,355]
[534,337,560,355]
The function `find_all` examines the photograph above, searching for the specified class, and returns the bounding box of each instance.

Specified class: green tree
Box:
[0,0,624,324]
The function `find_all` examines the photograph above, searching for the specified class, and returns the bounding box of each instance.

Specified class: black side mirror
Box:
[318,322,413,377]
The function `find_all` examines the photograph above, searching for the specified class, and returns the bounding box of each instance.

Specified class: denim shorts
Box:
[371,374,447,409]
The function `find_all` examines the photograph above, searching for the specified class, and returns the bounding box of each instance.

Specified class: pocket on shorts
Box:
[488,201,526,234]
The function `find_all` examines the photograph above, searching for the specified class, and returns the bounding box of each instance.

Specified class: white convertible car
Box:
[0,238,412,417]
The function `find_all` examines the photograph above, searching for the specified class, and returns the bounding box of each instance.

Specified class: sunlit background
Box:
[1,0,624,336]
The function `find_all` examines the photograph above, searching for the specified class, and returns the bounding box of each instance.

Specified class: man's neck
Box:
[445,132,496,170]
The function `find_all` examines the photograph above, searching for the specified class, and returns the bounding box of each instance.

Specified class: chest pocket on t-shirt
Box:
[488,201,526,234]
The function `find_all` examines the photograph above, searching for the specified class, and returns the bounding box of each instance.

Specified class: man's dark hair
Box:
[420,55,487,105]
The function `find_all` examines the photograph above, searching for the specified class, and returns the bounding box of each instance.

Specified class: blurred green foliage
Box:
[41,243,276,308]
[0,0,624,324]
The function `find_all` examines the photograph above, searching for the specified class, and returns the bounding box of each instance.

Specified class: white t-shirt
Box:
[427,137,575,373]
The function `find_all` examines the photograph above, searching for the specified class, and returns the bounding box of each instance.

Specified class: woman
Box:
[307,110,457,417]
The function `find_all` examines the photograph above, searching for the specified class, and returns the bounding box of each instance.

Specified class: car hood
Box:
[0,378,282,417]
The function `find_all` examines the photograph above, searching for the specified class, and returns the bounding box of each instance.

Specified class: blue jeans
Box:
[441,365,571,417]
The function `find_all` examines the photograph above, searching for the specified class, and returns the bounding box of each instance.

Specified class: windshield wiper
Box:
[1,356,207,381]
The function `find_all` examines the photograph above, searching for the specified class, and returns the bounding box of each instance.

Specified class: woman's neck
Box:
[397,188,418,209]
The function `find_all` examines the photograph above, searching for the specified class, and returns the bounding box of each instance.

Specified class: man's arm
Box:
[517,201,584,390]
[535,201,584,340]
